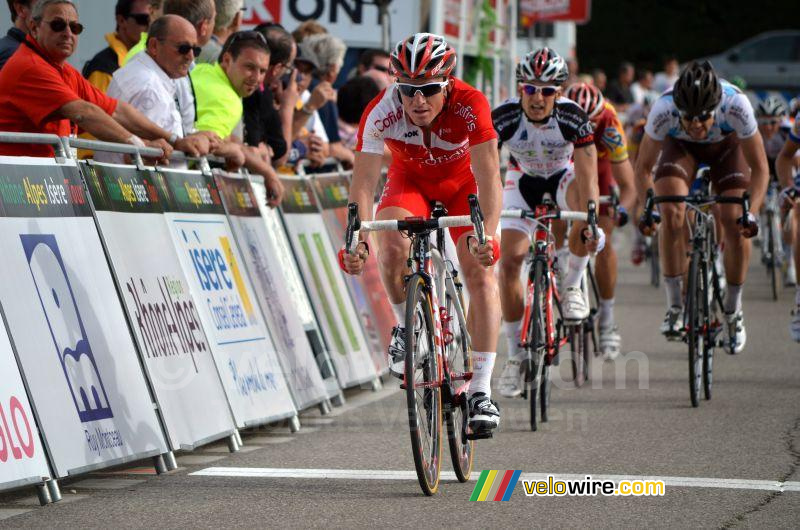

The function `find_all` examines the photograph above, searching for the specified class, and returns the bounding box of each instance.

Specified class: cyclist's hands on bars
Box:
[338,242,369,275]
[581,226,606,253]
[737,212,759,239]
[638,210,661,236]
[468,235,500,267]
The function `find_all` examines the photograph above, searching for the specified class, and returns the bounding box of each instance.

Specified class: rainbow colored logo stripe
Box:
[470,470,522,501]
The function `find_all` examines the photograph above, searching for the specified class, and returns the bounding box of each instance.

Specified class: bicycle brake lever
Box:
[346,202,361,254]
[468,194,486,246]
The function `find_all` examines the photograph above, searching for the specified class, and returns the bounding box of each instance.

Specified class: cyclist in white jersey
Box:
[492,48,604,398]
[636,61,768,354]
[776,111,800,340]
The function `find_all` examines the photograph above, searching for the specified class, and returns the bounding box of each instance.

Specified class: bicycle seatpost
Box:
[468,194,486,245]
[346,202,361,254]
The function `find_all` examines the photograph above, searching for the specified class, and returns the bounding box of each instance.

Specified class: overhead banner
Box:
[242,0,420,49]
[0,318,50,492]
[0,157,167,478]
[249,176,340,397]
[280,175,377,388]
[310,173,393,374]
[215,172,328,410]
[159,168,297,427]
[519,0,592,26]
[80,161,237,450]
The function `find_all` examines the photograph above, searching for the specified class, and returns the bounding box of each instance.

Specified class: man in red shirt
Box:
[341,33,502,433]
[0,0,207,158]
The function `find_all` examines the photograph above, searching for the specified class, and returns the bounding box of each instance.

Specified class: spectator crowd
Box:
[0,0,393,205]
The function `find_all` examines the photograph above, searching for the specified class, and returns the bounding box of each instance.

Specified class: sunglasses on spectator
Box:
[521,84,558,96]
[397,81,448,98]
[42,18,83,35]
[127,13,150,26]
[679,110,714,122]
[158,39,201,57]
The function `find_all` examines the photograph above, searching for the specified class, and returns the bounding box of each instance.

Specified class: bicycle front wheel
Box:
[444,284,473,483]
[767,210,780,301]
[528,259,547,431]
[404,274,442,496]
[686,253,703,408]
[650,233,661,288]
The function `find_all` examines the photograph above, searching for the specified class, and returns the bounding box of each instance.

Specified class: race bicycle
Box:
[642,179,749,407]
[500,201,597,430]
[345,196,485,496]
[760,179,784,300]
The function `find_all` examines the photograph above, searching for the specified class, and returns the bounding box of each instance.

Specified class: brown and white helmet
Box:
[516,47,569,85]
[564,82,605,118]
[390,32,457,79]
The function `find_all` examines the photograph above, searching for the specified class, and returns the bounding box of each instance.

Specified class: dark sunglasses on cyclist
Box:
[521,84,558,96]
[758,117,782,126]
[679,110,714,122]
[397,81,448,98]
[371,64,390,73]
[127,13,150,26]
[43,18,84,35]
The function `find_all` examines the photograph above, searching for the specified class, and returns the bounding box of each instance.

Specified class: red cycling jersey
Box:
[591,102,629,211]
[356,77,497,242]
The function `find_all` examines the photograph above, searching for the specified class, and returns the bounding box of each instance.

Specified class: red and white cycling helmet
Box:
[390,32,456,79]
[564,82,605,119]
[516,47,569,85]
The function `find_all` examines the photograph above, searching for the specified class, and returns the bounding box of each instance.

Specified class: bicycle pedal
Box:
[465,430,494,441]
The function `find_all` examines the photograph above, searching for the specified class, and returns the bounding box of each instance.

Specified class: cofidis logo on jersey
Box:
[20,234,113,423]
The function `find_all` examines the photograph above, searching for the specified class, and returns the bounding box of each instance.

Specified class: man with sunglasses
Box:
[636,61,768,354]
[82,0,150,93]
[0,0,37,71]
[342,32,503,434]
[491,48,602,398]
[0,0,190,160]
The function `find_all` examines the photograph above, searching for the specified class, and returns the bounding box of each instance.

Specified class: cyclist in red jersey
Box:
[340,33,502,432]
[564,83,636,359]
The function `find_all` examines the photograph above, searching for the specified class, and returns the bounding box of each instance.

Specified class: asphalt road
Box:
[1,233,799,528]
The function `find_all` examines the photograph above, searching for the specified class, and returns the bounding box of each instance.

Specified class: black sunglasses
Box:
[397,81,448,98]
[158,39,201,57]
[222,30,267,55]
[43,18,83,35]
[679,109,714,122]
[371,64,389,73]
[127,13,150,26]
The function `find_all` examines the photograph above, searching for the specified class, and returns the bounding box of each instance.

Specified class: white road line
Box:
[188,467,800,493]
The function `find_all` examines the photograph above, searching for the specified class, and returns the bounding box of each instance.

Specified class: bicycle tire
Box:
[529,259,547,432]
[539,359,551,423]
[404,274,442,496]
[686,253,703,408]
[570,325,587,387]
[702,259,713,401]
[443,284,473,483]
[767,210,779,301]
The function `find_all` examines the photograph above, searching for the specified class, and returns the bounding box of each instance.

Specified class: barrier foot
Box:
[289,415,301,433]
[35,483,51,506]
[164,451,178,471]
[46,479,61,503]
[234,431,243,447]
[331,393,346,407]
[227,434,240,453]
[370,377,383,392]
[319,400,332,416]
[153,455,167,475]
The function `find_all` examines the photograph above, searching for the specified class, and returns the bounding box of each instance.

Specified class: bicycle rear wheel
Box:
[686,253,703,408]
[444,284,473,483]
[570,324,587,387]
[404,274,442,496]
[650,233,661,288]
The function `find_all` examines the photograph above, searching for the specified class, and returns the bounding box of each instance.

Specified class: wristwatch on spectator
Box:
[168,132,179,145]
[299,104,315,116]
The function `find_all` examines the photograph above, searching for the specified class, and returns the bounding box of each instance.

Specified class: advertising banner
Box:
[279,175,377,388]
[81,161,237,450]
[519,0,591,26]
[159,168,297,427]
[0,318,50,492]
[0,157,167,477]
[215,172,328,410]
[249,176,341,398]
[310,173,393,374]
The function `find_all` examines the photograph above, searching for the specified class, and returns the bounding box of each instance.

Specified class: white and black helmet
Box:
[516,48,569,85]
[756,96,788,118]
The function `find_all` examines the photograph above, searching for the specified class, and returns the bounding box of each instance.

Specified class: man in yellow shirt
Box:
[83,0,150,92]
